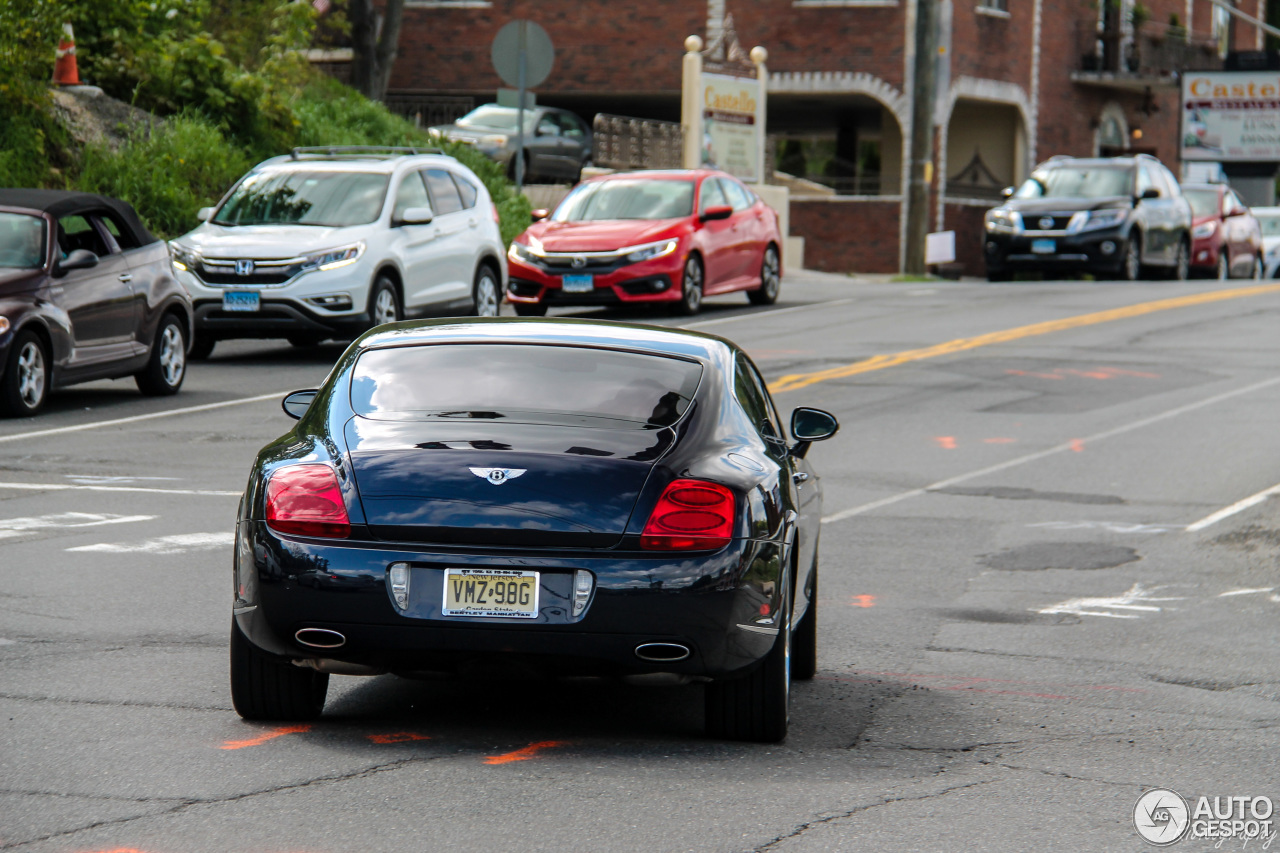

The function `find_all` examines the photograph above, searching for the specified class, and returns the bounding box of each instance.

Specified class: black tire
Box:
[0,330,50,417]
[748,245,781,305]
[1168,238,1189,281]
[287,334,325,348]
[135,314,187,397]
[791,552,818,681]
[513,302,548,317]
[705,593,790,742]
[368,275,402,330]
[1120,233,1142,281]
[229,618,328,721]
[473,264,501,317]
[676,255,704,316]
[1252,254,1264,280]
[1215,250,1230,281]
[188,334,217,361]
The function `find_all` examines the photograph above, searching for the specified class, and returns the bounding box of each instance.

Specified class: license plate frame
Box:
[1031,238,1056,254]
[222,290,261,312]
[442,568,540,619]
[561,274,594,293]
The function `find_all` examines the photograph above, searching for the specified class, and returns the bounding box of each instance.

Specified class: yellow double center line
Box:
[770,283,1280,394]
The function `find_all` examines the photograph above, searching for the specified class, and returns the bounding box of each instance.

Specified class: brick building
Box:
[377,0,1268,274]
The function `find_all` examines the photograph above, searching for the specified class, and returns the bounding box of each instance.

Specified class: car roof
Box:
[0,189,157,245]
[585,169,725,183]
[1180,183,1227,192]
[250,151,461,174]
[355,317,739,365]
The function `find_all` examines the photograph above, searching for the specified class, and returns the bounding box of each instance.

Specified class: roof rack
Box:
[288,146,445,160]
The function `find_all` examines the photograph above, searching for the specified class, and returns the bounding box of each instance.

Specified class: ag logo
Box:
[1134,788,1190,846]
[469,467,527,485]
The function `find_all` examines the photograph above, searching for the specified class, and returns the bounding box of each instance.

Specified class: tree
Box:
[348,0,405,102]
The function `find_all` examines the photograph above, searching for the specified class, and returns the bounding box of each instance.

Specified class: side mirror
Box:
[197,207,215,222]
[1001,186,1015,199]
[789,407,839,458]
[282,389,318,420]
[56,248,99,275]
[530,208,550,222]
[701,204,733,222]
[1139,188,1160,200]
[400,206,434,225]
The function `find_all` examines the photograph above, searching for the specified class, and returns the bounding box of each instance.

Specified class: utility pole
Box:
[904,0,937,275]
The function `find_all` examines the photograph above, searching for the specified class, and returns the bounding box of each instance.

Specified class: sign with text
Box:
[702,72,762,182]
[1182,72,1280,162]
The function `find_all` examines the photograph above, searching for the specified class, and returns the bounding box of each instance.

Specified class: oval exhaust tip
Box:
[635,642,690,662]
[295,628,346,649]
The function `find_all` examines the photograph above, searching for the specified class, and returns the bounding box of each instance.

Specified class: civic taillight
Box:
[265,464,350,538]
[640,479,734,550]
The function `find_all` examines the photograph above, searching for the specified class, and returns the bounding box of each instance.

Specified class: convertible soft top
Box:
[0,189,158,247]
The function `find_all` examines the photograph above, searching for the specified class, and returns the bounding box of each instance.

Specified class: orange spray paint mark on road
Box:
[368,731,432,744]
[850,594,876,608]
[484,740,568,765]
[983,437,1016,444]
[220,724,311,750]
[934,436,957,449]
[1069,439,1086,453]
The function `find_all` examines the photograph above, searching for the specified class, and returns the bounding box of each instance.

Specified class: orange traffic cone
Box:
[53,23,81,86]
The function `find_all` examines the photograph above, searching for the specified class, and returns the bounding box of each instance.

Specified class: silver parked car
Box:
[430,105,593,184]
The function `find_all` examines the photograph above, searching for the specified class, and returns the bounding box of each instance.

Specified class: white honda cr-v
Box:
[169,147,508,358]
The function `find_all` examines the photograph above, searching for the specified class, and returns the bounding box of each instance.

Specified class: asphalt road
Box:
[3,270,1280,852]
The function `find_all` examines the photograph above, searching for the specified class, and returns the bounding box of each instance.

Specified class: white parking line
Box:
[0,513,156,540]
[680,298,857,330]
[821,375,1280,524]
[0,391,288,445]
[68,532,233,555]
[0,482,239,497]
[1185,482,1280,532]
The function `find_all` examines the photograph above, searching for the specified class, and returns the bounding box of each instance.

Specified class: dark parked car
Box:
[230,318,839,742]
[983,154,1192,281]
[430,104,593,183]
[1181,182,1263,279]
[0,190,193,417]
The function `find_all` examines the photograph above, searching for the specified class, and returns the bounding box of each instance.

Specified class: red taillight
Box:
[492,203,501,224]
[640,479,734,550]
[265,464,350,539]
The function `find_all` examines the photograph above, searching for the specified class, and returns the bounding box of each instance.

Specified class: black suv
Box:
[983,154,1192,281]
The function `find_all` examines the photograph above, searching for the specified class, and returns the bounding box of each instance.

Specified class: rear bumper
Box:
[234,521,786,679]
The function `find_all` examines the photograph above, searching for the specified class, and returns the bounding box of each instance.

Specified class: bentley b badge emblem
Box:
[469,467,527,485]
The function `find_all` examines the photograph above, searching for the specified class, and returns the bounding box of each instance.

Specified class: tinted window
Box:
[1184,188,1220,217]
[553,179,694,221]
[1259,213,1280,237]
[424,169,465,215]
[452,174,479,209]
[1136,166,1156,197]
[1015,166,1133,199]
[215,171,389,226]
[734,353,783,446]
[699,178,729,212]
[393,171,431,221]
[0,213,46,269]
[58,215,110,256]
[351,344,703,428]
[97,212,139,249]
[560,113,587,140]
[456,105,538,132]
[722,179,755,211]
[536,115,559,136]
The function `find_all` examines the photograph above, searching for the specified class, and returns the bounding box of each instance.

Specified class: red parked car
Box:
[1182,183,1264,279]
[505,170,782,316]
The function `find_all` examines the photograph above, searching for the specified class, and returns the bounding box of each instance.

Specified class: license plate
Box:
[1031,239,1056,254]
[442,569,539,618]
[222,291,260,312]
[561,274,594,293]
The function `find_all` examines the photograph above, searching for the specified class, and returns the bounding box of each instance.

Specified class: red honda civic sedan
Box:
[505,169,782,316]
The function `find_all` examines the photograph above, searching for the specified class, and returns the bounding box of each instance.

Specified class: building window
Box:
[1212,3,1231,57]
[979,0,1008,10]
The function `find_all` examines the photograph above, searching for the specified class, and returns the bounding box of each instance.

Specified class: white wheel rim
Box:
[158,324,185,387]
[476,274,499,317]
[374,288,398,325]
[16,341,45,409]
[685,260,702,310]
[763,249,779,297]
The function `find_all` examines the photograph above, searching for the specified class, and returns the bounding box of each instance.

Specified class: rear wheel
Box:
[473,264,501,317]
[135,313,187,396]
[748,245,781,305]
[676,255,704,316]
[705,594,790,742]
[791,555,818,681]
[368,276,402,329]
[0,330,49,417]
[229,618,328,721]
[513,302,548,317]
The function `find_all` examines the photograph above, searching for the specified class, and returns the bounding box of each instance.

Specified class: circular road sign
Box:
[491,20,554,89]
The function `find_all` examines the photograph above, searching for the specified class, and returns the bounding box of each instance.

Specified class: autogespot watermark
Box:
[1134,788,1277,847]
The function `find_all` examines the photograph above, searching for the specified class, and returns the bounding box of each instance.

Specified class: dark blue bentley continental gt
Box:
[230,317,837,742]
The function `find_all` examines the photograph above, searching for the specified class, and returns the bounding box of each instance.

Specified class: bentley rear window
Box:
[351,344,703,427]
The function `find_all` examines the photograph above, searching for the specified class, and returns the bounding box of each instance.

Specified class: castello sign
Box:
[705,87,757,115]
[1182,71,1280,162]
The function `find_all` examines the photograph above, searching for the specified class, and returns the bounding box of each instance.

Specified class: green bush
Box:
[78,114,251,239]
